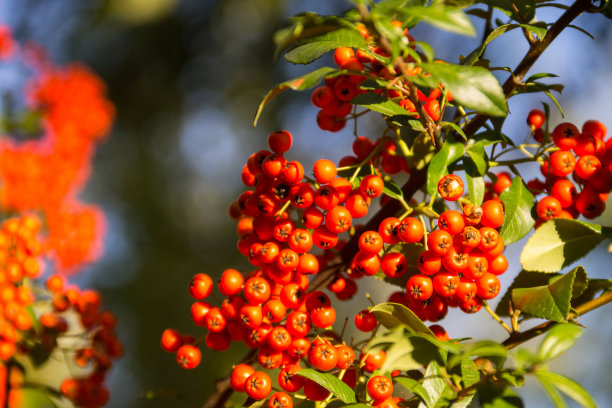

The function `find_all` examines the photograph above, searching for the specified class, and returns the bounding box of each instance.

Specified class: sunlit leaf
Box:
[520,219,605,272]
[254,67,336,126]
[499,177,535,245]
[296,369,357,403]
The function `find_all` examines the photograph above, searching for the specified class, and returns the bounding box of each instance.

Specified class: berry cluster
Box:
[312,23,449,132]
[525,111,611,221]
[0,26,119,408]
[353,174,507,322]
[0,215,44,361]
[0,31,112,272]
[162,123,492,408]
[45,275,122,408]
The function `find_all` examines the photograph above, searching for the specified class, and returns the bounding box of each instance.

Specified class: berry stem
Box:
[482,299,513,335]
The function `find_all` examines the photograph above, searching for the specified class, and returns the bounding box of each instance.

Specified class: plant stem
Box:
[503,290,612,350]
[462,0,593,138]
[482,300,513,335]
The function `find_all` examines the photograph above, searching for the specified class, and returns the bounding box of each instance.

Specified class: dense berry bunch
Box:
[0,27,119,408]
[524,111,610,222]
[353,174,507,321]
[0,34,112,273]
[0,215,44,361]
[162,127,480,408]
[312,23,450,132]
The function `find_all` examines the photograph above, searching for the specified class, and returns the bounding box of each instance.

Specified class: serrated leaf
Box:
[426,135,465,196]
[370,302,434,335]
[285,28,367,64]
[497,268,588,317]
[520,219,605,272]
[421,62,508,117]
[399,6,476,36]
[351,92,414,116]
[383,179,404,200]
[499,177,535,245]
[496,270,555,316]
[461,356,480,387]
[536,371,597,408]
[296,369,357,403]
[420,360,448,408]
[254,66,336,126]
[512,267,580,322]
[538,323,583,361]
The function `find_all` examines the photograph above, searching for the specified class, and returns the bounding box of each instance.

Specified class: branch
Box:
[502,290,612,349]
[463,0,592,137]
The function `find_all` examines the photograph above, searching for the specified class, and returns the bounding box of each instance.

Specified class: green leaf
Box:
[538,323,583,361]
[398,6,476,36]
[499,177,535,245]
[471,130,515,147]
[380,341,422,372]
[254,67,336,126]
[451,394,476,408]
[539,377,569,408]
[20,388,57,408]
[525,72,559,83]
[465,168,485,205]
[478,381,524,408]
[420,360,448,408]
[284,28,367,64]
[426,135,465,196]
[496,270,556,316]
[536,371,597,408]
[464,341,508,359]
[370,302,434,335]
[421,62,508,117]
[412,132,436,170]
[465,143,487,175]
[463,24,520,66]
[572,278,612,309]
[351,92,414,117]
[394,377,431,405]
[497,268,588,317]
[441,121,467,141]
[512,266,582,322]
[383,179,405,200]
[296,369,357,403]
[523,22,548,39]
[461,356,480,387]
[520,219,605,273]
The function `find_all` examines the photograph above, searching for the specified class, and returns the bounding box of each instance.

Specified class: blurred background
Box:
[1,0,611,407]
